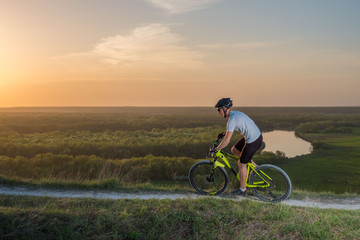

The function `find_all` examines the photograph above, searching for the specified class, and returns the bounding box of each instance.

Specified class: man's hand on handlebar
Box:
[209,146,218,156]
[217,131,226,139]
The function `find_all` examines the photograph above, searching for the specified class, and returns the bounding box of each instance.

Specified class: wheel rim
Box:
[251,167,290,201]
[190,162,227,195]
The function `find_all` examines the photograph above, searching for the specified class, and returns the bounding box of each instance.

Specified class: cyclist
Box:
[211,98,263,196]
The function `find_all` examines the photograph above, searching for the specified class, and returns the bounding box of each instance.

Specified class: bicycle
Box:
[188,137,292,202]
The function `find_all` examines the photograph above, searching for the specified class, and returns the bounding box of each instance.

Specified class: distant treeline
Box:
[0,112,221,133]
[0,127,231,159]
[295,120,355,133]
[1,107,360,134]
[2,106,360,114]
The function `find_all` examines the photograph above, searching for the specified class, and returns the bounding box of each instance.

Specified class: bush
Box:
[0,154,198,182]
[311,140,326,150]
[253,151,287,165]
[324,127,352,133]
[296,121,353,134]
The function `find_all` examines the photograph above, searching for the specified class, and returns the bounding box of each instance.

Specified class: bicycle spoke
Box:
[189,161,228,195]
[249,164,291,202]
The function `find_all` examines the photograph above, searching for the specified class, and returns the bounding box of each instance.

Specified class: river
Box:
[262,130,312,158]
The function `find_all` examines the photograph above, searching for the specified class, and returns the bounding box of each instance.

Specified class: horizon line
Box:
[1,105,360,108]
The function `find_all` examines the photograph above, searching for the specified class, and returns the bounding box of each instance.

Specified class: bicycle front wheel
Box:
[189,160,229,195]
[249,164,292,202]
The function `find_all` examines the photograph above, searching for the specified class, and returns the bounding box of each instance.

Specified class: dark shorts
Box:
[234,135,263,164]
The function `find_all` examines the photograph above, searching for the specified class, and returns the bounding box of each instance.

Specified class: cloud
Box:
[146,0,224,14]
[197,41,288,49]
[59,24,205,71]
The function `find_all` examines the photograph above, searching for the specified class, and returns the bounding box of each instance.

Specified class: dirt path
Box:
[1,186,359,210]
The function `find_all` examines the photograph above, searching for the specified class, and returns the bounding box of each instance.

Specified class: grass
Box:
[0,194,359,240]
[0,175,192,193]
[0,125,359,195]
[1,108,360,239]
[2,173,359,203]
[274,128,360,194]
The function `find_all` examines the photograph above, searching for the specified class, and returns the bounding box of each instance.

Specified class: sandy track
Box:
[1,186,359,210]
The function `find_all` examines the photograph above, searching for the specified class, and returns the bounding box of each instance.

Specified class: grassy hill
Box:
[0,194,359,240]
[1,107,360,239]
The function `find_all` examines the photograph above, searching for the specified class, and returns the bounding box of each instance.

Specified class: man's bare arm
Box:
[215,131,233,151]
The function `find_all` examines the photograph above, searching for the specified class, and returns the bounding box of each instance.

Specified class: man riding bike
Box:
[211,98,263,196]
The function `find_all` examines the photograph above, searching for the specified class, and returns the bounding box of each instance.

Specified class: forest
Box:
[0,107,360,193]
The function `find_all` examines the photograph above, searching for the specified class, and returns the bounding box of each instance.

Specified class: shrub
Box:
[0,154,198,182]
[311,140,326,150]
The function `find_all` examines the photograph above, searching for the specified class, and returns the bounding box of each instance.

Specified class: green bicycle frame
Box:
[213,150,272,188]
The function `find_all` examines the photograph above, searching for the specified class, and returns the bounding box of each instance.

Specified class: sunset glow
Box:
[1,0,360,107]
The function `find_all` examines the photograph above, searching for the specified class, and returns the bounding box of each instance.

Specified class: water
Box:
[262,130,312,158]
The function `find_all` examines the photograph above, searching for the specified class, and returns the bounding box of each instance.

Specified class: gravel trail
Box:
[1,186,359,210]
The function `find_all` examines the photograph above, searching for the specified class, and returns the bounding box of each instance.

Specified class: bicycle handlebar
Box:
[208,136,224,157]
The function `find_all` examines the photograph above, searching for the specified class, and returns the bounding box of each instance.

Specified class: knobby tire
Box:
[188,160,229,195]
[249,164,292,202]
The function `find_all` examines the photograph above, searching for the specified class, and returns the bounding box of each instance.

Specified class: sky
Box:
[1,0,359,107]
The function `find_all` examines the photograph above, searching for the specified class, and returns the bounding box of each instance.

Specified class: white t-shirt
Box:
[227,111,261,143]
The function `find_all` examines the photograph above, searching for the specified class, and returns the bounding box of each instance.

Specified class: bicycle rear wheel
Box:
[189,160,229,195]
[249,164,292,202]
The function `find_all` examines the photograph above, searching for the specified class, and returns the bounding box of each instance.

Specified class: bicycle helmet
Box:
[215,98,233,109]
